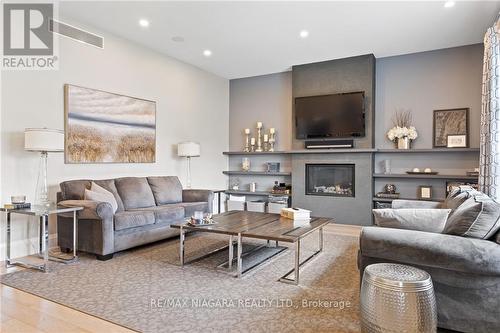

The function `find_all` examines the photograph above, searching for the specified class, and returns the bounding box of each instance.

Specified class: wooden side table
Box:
[2,204,83,272]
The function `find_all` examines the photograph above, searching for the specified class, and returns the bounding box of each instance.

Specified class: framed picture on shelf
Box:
[418,186,432,199]
[433,108,469,148]
[447,134,468,148]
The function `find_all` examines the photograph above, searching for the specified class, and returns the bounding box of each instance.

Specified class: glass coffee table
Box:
[171,211,332,285]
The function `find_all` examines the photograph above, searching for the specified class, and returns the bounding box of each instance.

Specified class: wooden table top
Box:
[171,211,332,243]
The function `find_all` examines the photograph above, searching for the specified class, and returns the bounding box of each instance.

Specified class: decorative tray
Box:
[187,219,216,227]
[406,171,439,175]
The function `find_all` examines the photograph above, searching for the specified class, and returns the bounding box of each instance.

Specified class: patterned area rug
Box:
[1,230,361,332]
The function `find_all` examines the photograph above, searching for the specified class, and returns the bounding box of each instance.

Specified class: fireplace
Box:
[305,164,355,197]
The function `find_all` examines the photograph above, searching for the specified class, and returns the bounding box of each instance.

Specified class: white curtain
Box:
[479,15,500,201]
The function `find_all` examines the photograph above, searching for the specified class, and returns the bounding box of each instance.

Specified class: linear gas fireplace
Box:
[305,164,355,197]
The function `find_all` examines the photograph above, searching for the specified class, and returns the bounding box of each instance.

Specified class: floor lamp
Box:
[25,128,64,207]
[177,142,200,189]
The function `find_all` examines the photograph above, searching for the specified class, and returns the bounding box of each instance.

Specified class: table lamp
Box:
[25,128,64,206]
[177,142,200,189]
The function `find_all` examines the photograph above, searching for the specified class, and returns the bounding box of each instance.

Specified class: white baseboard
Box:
[0,234,58,261]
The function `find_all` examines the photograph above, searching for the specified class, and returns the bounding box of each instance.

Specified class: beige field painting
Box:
[65,84,156,163]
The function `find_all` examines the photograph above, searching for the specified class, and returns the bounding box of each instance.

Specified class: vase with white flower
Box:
[387,109,418,149]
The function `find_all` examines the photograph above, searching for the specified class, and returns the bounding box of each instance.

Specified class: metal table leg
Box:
[228,235,234,269]
[237,233,242,278]
[179,225,185,266]
[73,210,78,258]
[6,212,11,267]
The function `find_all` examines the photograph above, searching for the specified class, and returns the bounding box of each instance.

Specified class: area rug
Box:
[1,229,361,332]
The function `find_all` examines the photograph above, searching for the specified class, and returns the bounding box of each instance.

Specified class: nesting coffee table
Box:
[171,211,332,285]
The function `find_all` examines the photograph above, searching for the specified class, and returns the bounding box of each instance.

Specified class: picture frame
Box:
[64,84,156,164]
[447,134,468,148]
[418,185,432,199]
[433,108,469,148]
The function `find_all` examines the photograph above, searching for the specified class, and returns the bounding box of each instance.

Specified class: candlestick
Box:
[255,126,263,152]
[270,128,275,134]
[269,131,276,152]
[257,122,263,129]
[243,129,250,152]
[263,134,268,142]
[250,137,256,152]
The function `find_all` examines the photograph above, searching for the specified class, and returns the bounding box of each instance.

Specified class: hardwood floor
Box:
[0,223,362,333]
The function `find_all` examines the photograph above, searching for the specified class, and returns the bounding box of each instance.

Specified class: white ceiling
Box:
[60,1,500,79]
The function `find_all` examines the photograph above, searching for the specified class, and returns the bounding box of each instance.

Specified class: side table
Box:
[2,204,83,272]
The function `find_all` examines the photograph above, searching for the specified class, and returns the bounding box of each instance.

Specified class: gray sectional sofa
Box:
[57,176,213,260]
[358,187,500,333]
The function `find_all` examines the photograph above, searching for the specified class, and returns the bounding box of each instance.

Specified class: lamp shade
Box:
[177,141,200,157]
[25,128,64,152]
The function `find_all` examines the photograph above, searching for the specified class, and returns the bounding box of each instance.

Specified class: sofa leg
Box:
[96,253,114,261]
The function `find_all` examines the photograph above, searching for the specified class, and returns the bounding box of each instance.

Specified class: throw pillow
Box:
[84,183,118,213]
[373,208,451,233]
[443,193,500,239]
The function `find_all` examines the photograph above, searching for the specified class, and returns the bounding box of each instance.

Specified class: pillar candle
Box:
[263,134,269,142]
[257,122,263,128]
[250,137,255,145]
[244,128,250,134]
[270,128,275,134]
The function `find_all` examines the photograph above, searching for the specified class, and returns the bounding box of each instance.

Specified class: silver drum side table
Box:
[360,263,437,333]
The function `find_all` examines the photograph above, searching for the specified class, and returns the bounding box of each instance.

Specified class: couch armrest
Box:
[392,199,442,209]
[360,226,500,276]
[182,189,213,203]
[58,200,114,220]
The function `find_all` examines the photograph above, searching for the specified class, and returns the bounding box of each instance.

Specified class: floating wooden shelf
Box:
[223,149,377,155]
[373,173,478,181]
[376,148,480,153]
[223,171,291,176]
[225,190,290,197]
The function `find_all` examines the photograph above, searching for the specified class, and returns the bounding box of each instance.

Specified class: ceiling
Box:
[60,1,500,79]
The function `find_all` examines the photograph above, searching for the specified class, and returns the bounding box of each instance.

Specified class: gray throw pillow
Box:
[84,187,118,213]
[443,193,500,239]
[373,208,451,233]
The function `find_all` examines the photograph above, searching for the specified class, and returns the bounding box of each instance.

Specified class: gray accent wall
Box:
[292,54,376,149]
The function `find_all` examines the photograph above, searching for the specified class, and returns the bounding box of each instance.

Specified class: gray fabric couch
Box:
[57,176,213,260]
[359,189,500,333]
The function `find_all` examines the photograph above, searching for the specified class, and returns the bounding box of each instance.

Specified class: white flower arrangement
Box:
[387,109,418,143]
[387,126,418,142]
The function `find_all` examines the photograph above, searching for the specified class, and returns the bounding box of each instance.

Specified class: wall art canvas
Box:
[65,84,156,163]
[433,108,469,148]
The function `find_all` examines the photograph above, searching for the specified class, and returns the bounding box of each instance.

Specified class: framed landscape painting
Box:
[65,84,156,163]
[432,108,469,148]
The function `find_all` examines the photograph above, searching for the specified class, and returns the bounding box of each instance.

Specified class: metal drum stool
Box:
[360,263,437,333]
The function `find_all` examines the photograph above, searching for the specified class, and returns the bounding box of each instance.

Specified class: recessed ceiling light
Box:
[444,1,455,8]
[203,49,212,57]
[299,30,309,38]
[138,19,149,27]
[172,36,184,42]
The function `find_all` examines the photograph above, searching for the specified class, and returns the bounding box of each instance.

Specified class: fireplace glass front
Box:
[305,164,355,197]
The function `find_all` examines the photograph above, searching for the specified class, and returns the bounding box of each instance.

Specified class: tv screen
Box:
[295,92,365,139]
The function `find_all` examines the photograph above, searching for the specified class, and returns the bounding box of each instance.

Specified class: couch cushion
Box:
[373,208,451,233]
[180,202,209,217]
[133,205,185,224]
[60,179,91,200]
[147,176,183,205]
[443,192,500,239]
[115,177,156,209]
[93,179,125,212]
[84,188,118,213]
[114,211,155,231]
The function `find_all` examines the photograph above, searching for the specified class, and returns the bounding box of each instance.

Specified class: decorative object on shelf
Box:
[418,186,432,199]
[177,141,200,189]
[376,192,400,199]
[250,137,256,152]
[383,184,397,194]
[269,128,276,152]
[243,128,251,152]
[266,162,281,173]
[466,168,480,177]
[446,181,479,196]
[433,108,469,148]
[241,158,250,171]
[387,109,418,150]
[447,134,468,148]
[263,133,269,151]
[382,160,391,174]
[231,178,240,190]
[65,84,156,163]
[255,122,263,152]
[25,128,64,206]
[272,181,291,194]
[407,170,439,175]
[249,182,257,192]
[10,195,26,204]
[424,168,433,173]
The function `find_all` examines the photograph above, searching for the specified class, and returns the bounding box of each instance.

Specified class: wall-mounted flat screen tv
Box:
[295,91,365,139]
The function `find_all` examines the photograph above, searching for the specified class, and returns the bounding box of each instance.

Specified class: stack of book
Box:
[4,202,31,210]
[375,192,400,199]
[281,208,311,227]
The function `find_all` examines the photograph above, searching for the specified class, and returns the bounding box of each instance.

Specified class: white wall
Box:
[0,20,229,260]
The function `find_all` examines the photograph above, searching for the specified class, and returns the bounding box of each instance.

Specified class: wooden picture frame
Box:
[418,186,432,199]
[433,108,469,148]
